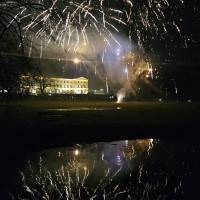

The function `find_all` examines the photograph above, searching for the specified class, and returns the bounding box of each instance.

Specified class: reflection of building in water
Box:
[103,139,155,166]
[20,76,88,95]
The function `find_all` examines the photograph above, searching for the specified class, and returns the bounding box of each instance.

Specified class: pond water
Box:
[45,107,122,111]
[4,139,200,199]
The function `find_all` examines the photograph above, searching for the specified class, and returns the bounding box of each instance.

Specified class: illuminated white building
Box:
[21,76,88,95]
[47,77,88,94]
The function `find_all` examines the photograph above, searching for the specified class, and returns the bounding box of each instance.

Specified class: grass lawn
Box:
[0,99,200,148]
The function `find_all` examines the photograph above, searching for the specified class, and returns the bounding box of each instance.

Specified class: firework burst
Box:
[126,0,188,51]
[3,0,128,56]
[0,0,189,56]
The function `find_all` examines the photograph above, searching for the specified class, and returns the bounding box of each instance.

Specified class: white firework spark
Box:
[0,0,189,57]
[8,0,128,56]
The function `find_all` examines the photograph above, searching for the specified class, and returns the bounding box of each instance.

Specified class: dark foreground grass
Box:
[0,99,200,149]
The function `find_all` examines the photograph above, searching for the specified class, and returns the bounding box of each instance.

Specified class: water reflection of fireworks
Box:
[9,139,184,199]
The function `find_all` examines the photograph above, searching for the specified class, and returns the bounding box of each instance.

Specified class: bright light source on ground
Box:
[117,94,125,103]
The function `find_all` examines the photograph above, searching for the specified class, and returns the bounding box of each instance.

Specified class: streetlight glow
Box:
[74,149,80,156]
[73,58,80,64]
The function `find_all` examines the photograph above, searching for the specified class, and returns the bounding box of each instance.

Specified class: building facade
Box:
[21,76,88,95]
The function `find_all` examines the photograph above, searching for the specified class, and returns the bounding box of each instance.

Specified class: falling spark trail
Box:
[0,0,188,59]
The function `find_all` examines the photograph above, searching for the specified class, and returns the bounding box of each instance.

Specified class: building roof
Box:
[50,77,88,81]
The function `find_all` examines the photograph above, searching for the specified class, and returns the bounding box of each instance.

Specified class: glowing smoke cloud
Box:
[102,36,132,84]
[101,36,154,103]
